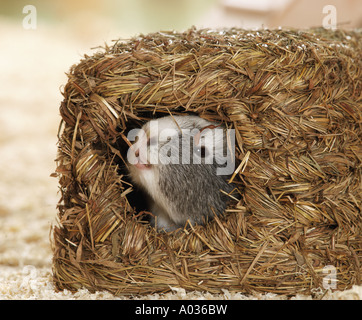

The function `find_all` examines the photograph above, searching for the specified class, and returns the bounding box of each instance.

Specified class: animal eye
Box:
[147,136,158,147]
[194,146,208,158]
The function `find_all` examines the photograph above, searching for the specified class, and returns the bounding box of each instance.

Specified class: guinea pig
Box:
[126,115,236,231]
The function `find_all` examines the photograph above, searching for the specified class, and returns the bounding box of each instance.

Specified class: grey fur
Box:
[159,163,234,226]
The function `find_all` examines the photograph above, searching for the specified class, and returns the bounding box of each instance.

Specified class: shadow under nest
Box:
[52,27,362,297]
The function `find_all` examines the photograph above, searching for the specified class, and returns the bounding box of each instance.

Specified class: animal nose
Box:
[134,148,140,158]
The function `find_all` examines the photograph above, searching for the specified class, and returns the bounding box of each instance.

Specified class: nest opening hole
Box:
[112,109,241,227]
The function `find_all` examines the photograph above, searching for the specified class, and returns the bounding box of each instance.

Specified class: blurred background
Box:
[2,1,362,40]
[1,0,362,47]
[0,0,361,298]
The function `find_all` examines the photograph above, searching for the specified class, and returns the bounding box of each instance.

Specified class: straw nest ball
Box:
[52,27,361,297]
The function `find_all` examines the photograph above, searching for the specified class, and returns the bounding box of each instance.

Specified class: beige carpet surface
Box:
[0,19,360,300]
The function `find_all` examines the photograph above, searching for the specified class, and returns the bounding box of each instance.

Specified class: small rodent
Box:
[127,115,236,231]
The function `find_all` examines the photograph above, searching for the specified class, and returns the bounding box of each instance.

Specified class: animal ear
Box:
[194,124,219,145]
